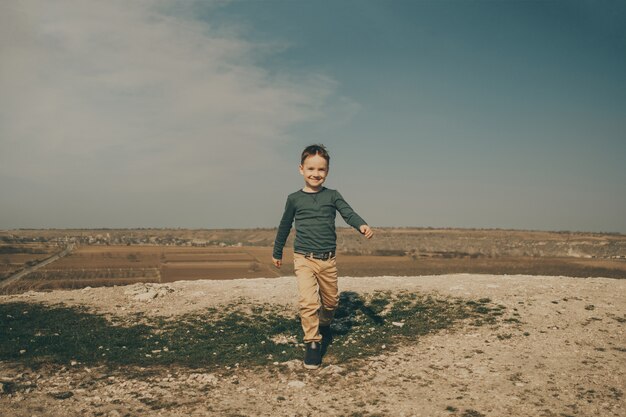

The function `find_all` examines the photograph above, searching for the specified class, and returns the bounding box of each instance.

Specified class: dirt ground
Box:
[1,273,624,417]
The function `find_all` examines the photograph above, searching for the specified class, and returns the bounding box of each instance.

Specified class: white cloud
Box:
[0,0,336,195]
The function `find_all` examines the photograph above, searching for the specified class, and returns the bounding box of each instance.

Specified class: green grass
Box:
[0,290,505,369]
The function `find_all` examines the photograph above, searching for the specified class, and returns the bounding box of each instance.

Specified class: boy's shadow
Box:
[321,291,384,357]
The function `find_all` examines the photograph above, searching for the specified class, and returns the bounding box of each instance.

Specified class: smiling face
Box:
[299,153,329,192]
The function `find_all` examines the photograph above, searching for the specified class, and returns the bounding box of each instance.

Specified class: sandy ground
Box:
[1,273,625,417]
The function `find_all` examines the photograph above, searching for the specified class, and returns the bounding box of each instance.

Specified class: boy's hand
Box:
[272,258,282,268]
[359,225,374,239]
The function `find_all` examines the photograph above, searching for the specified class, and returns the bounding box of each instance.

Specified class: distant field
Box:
[5,227,626,259]
[0,243,59,283]
[1,242,625,294]
[1,227,624,293]
[0,245,280,293]
[338,253,626,279]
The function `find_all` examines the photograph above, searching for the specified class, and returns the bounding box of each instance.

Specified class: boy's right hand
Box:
[272,258,282,268]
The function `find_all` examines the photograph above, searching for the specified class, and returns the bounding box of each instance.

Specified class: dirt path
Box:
[0,244,75,290]
[1,274,624,416]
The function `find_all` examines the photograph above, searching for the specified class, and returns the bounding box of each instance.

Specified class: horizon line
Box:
[1,226,624,236]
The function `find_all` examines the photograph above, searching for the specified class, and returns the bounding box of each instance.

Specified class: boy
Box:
[272,144,373,369]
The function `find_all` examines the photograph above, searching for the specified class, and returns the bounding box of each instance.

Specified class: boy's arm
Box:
[273,196,296,261]
[334,191,369,233]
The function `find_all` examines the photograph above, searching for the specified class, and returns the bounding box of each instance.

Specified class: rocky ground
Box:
[1,274,625,417]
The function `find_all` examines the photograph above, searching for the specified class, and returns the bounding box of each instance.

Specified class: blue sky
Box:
[1,0,625,232]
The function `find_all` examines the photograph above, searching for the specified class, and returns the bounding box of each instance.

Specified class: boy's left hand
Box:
[359,225,374,239]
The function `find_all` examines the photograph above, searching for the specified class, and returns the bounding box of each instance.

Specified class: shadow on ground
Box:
[0,291,505,369]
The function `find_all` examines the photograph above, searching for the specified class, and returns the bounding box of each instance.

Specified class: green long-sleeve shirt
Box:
[273,187,367,260]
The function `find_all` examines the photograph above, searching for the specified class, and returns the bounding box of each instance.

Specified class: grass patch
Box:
[327,291,503,362]
[0,291,505,369]
[0,301,301,369]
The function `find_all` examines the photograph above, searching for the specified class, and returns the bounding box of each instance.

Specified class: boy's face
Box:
[299,154,328,191]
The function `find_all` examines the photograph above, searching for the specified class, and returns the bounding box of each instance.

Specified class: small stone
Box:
[201,374,219,385]
[319,365,345,375]
[134,291,158,302]
[392,322,405,327]
[49,391,74,400]
[287,380,306,389]
[70,360,78,366]
[280,359,301,371]
[19,350,26,354]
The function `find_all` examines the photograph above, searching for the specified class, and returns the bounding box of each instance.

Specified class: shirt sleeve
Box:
[334,190,367,231]
[273,196,296,259]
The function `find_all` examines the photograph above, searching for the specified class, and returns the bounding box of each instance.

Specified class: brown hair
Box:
[300,144,330,166]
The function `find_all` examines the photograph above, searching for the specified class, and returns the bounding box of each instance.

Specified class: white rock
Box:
[392,322,405,327]
[134,291,157,302]
[287,380,306,389]
[271,334,298,345]
[123,284,145,295]
[189,373,219,385]
[280,359,302,371]
[319,365,345,375]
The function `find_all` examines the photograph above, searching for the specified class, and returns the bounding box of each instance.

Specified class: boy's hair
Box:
[300,144,330,166]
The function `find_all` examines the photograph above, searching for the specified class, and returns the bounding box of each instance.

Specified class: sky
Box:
[1,0,625,233]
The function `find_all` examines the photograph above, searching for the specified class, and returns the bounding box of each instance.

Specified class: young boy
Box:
[272,144,373,369]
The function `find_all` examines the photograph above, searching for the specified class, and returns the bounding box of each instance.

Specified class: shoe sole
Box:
[303,362,320,370]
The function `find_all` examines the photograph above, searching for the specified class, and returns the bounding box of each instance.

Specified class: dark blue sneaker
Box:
[303,341,321,369]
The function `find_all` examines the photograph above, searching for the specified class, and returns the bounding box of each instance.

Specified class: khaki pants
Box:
[293,253,339,343]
